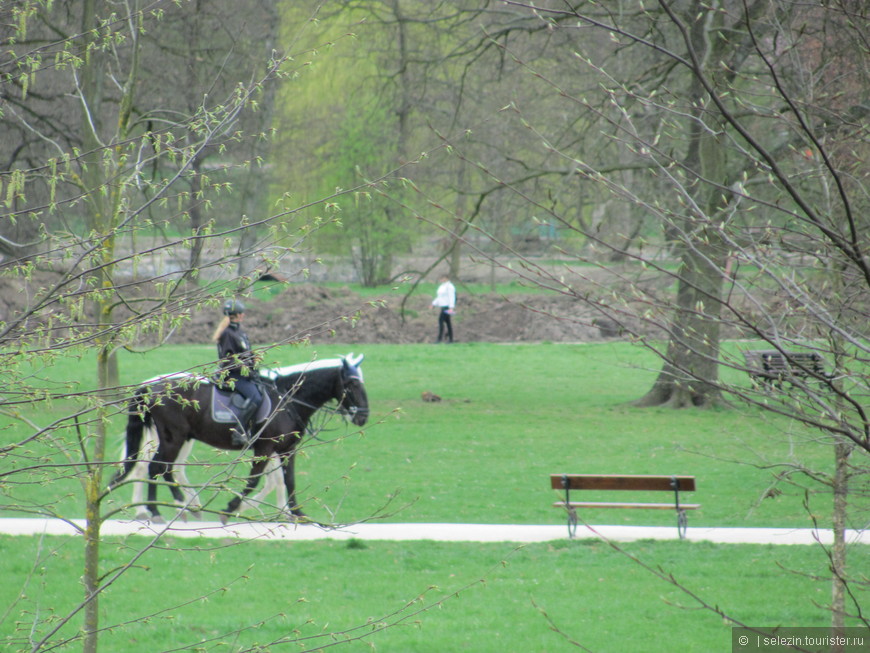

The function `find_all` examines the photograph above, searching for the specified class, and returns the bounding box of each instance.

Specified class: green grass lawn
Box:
[1,341,849,528]
[289,343,829,530]
[1,341,865,652]
[0,534,847,653]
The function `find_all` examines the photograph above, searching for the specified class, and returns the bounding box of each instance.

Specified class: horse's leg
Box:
[130,458,149,520]
[162,461,187,507]
[222,456,271,524]
[130,427,160,520]
[281,451,305,519]
[145,436,184,523]
[144,462,186,523]
[144,456,163,522]
[171,439,203,520]
[267,453,288,513]
[136,430,201,521]
[109,387,150,490]
[237,453,283,517]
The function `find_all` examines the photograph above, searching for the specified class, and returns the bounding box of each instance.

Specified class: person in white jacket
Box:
[431,275,456,343]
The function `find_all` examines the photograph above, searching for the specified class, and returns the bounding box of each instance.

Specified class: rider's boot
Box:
[230,398,258,447]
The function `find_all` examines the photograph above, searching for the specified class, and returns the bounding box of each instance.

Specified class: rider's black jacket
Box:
[216,322,256,378]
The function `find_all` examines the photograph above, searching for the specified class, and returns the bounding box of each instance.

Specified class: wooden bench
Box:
[743,350,829,387]
[550,474,699,539]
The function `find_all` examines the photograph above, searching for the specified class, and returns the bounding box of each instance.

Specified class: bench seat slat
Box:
[553,501,701,510]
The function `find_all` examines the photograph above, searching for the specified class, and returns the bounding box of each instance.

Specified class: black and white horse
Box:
[110,355,368,522]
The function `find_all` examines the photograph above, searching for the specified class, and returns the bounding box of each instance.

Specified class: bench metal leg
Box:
[561,474,578,538]
[671,475,688,539]
[567,506,578,539]
[677,509,688,539]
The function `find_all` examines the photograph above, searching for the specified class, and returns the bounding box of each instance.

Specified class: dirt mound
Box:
[0,270,636,347]
[182,284,615,346]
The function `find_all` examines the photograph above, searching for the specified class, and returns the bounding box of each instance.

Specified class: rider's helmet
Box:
[222,298,246,316]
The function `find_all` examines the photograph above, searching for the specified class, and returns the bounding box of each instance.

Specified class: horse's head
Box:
[264,355,369,427]
[338,353,369,426]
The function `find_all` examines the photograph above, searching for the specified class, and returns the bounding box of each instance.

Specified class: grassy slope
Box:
[290,341,838,529]
[0,535,840,652]
[1,341,862,652]
[2,341,842,527]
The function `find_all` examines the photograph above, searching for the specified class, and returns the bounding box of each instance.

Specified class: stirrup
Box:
[230,427,249,446]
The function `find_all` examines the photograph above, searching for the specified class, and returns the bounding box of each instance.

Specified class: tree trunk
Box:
[82,403,107,653]
[635,118,728,408]
[236,3,279,281]
[448,163,466,279]
[635,244,726,408]
[79,0,142,646]
[78,4,105,646]
[188,156,205,272]
[636,4,729,408]
[830,439,853,648]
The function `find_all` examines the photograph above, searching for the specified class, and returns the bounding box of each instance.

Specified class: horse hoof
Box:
[188,511,203,521]
[135,511,151,521]
[150,515,166,525]
[219,513,229,526]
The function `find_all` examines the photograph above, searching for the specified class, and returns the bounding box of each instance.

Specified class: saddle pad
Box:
[210,386,272,424]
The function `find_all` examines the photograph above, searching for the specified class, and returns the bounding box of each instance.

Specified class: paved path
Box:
[1,519,867,545]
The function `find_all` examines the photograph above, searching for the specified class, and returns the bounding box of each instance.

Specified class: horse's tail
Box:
[109,386,152,488]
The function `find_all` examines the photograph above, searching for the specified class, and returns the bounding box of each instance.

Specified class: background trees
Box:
[1,2,309,649]
[2,0,868,648]
[279,0,868,635]
[392,0,870,635]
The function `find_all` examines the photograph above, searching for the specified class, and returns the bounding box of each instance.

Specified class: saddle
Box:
[210,384,272,425]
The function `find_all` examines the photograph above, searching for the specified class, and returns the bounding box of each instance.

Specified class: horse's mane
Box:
[261,356,363,382]
[141,372,211,386]
[139,355,362,390]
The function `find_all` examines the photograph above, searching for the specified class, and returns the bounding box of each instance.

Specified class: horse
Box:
[109,354,368,523]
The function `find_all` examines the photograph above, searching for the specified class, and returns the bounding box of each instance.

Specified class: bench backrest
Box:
[551,474,696,492]
[786,352,825,373]
[743,350,825,374]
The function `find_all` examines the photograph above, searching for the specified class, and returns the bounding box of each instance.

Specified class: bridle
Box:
[261,362,368,431]
[338,365,369,420]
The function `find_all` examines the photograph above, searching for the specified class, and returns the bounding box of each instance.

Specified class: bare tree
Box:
[0,2,330,650]
[372,0,869,636]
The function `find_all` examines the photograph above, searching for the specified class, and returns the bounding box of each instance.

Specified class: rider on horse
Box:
[213,298,263,446]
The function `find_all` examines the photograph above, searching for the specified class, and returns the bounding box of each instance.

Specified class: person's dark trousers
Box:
[438,308,453,343]
[230,376,263,444]
[233,376,262,407]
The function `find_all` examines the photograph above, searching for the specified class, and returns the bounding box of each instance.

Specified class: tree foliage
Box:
[0,2,338,650]
[2,0,869,649]
[329,0,870,637]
